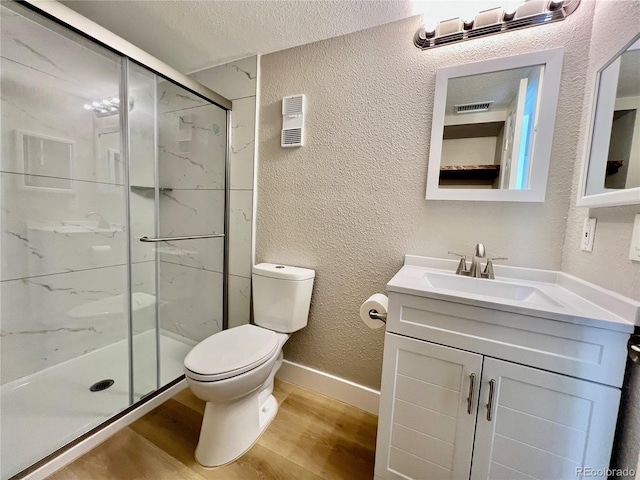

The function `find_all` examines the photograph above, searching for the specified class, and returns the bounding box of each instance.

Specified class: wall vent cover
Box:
[455,101,493,114]
[282,128,302,146]
[281,94,305,147]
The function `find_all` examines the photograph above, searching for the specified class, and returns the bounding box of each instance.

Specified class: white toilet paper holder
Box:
[369,310,387,323]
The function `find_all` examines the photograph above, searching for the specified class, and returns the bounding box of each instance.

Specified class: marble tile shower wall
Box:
[190,56,257,330]
[0,7,141,384]
[155,80,227,341]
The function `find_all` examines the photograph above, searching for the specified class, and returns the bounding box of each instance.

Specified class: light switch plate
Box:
[581,217,596,252]
[630,214,640,262]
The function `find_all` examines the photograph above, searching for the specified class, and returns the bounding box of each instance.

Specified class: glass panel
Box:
[127,61,159,401]
[156,79,227,387]
[438,65,545,190]
[0,4,128,478]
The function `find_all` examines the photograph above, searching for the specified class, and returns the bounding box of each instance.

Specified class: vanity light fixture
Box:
[414,0,581,50]
[82,96,125,117]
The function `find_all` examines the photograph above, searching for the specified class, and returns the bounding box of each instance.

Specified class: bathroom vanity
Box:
[374,256,639,480]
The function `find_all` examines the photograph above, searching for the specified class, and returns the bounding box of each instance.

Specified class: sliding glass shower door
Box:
[0,2,228,478]
[154,78,227,387]
[128,67,228,399]
[1,6,130,477]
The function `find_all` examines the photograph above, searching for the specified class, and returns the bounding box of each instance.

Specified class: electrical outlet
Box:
[630,214,640,262]
[581,217,596,252]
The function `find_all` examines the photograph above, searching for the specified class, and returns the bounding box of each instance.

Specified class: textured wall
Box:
[566,2,640,477]
[256,3,595,389]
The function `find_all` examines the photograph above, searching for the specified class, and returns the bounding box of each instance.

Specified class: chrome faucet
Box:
[469,243,486,278]
[86,211,110,229]
[448,244,507,279]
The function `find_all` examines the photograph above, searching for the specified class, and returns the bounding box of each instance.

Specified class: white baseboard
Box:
[276,360,380,416]
[22,380,187,480]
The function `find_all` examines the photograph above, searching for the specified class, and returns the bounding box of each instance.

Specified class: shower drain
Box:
[90,379,115,392]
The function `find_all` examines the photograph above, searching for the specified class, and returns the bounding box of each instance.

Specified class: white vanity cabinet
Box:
[471,357,619,480]
[375,290,630,480]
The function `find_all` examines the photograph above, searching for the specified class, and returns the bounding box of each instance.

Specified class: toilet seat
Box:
[184,324,279,382]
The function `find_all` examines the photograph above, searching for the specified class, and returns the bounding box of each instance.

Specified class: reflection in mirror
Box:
[585,38,640,199]
[426,48,563,202]
[440,65,544,190]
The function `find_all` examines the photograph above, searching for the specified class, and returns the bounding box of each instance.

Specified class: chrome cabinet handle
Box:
[629,335,640,364]
[486,379,496,421]
[467,373,476,415]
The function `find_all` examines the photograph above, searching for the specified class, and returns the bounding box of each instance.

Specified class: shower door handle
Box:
[140,233,224,242]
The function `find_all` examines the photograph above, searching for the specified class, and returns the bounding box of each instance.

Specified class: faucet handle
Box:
[448,252,468,275]
[483,257,508,279]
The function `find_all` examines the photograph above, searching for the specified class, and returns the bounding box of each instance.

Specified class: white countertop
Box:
[386,256,639,334]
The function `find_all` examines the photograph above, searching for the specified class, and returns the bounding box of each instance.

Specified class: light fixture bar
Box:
[414,0,581,50]
[83,96,132,117]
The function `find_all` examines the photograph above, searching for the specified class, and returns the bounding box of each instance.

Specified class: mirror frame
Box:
[426,48,564,202]
[577,32,640,208]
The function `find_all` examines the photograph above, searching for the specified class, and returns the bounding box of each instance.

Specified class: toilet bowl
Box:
[183,263,315,467]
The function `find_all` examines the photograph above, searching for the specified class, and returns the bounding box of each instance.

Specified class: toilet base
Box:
[194,391,279,467]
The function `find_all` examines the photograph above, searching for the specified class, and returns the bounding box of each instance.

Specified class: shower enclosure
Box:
[0,3,230,478]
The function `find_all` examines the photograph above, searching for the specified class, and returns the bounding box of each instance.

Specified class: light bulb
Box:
[111,97,120,104]
[110,107,118,111]
[501,1,523,16]
[92,101,101,108]
[83,104,92,110]
[422,18,438,34]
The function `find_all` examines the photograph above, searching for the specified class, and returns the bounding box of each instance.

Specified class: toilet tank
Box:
[252,263,315,333]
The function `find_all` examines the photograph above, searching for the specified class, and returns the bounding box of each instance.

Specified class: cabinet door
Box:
[375,333,483,480]
[471,358,621,480]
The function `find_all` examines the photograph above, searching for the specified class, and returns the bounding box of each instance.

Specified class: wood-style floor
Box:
[48,380,378,480]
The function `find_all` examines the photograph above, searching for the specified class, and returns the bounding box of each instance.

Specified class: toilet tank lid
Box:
[253,263,315,281]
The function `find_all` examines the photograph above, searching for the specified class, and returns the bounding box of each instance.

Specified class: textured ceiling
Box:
[59,0,422,73]
[445,66,535,114]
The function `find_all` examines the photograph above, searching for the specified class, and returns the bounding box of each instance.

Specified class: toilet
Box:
[183,263,315,467]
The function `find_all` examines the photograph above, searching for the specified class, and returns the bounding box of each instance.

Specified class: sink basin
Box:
[422,271,564,308]
[386,255,639,333]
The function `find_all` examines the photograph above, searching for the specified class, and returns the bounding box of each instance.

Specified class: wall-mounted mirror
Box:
[578,33,640,208]
[426,48,564,202]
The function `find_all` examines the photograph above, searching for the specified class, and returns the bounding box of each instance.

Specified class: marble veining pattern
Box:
[1,172,127,282]
[188,56,257,331]
[159,261,223,342]
[157,80,208,114]
[228,274,251,328]
[1,11,123,186]
[228,190,253,278]
[0,10,233,392]
[158,104,226,190]
[230,96,256,190]
[0,260,158,384]
[190,56,257,101]
[159,189,225,237]
[157,237,224,273]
